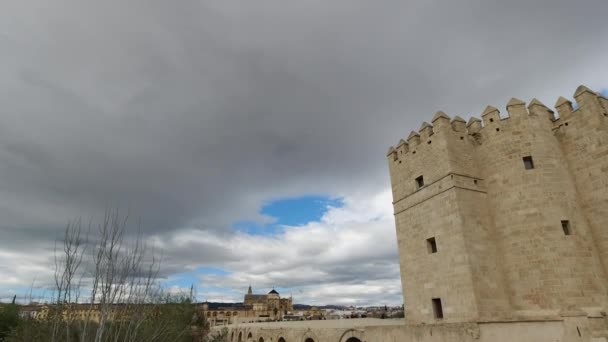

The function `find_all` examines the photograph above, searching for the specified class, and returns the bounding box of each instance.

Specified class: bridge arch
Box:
[300,331,320,342]
[339,329,365,342]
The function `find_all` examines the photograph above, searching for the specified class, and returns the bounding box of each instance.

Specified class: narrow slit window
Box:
[561,220,571,236]
[427,237,437,254]
[432,298,444,319]
[415,175,424,189]
[523,156,535,170]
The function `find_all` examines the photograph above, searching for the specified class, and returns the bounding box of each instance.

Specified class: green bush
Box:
[0,304,19,341]
[5,299,205,342]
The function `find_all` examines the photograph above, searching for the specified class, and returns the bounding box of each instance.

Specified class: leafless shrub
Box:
[8,209,202,342]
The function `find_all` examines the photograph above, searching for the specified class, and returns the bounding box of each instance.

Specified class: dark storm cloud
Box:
[1,0,607,300]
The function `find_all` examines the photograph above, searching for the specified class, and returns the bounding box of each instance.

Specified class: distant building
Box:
[199,286,293,326]
[243,286,293,315]
[17,303,156,323]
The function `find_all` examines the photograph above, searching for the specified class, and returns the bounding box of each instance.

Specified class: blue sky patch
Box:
[262,195,343,226]
[234,195,343,236]
[1,286,51,304]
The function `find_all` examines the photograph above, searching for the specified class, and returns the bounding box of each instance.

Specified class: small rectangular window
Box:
[523,156,535,170]
[561,220,571,236]
[415,175,424,189]
[427,237,437,254]
[432,298,444,319]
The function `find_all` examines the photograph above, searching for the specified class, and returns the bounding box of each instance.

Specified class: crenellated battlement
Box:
[387,85,608,162]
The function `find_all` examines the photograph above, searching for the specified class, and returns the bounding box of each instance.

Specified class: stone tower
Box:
[387,85,608,324]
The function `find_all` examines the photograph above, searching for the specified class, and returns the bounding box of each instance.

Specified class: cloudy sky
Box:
[0,0,607,306]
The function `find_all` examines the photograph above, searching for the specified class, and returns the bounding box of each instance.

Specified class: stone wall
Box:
[387,85,608,324]
[554,88,608,301]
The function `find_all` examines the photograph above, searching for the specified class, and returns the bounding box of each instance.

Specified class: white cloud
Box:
[184,189,402,305]
[1,189,402,306]
[0,249,54,288]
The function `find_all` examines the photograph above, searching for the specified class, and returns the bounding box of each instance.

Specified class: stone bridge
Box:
[216,317,596,342]
[225,318,394,342]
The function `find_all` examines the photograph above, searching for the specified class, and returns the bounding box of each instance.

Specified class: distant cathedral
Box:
[198,286,294,326]
[243,286,293,314]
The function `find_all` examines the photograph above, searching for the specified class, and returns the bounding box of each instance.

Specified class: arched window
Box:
[346,338,362,342]
[278,338,286,342]
[247,332,253,339]
[258,338,265,342]
[305,339,315,342]
[238,332,242,342]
